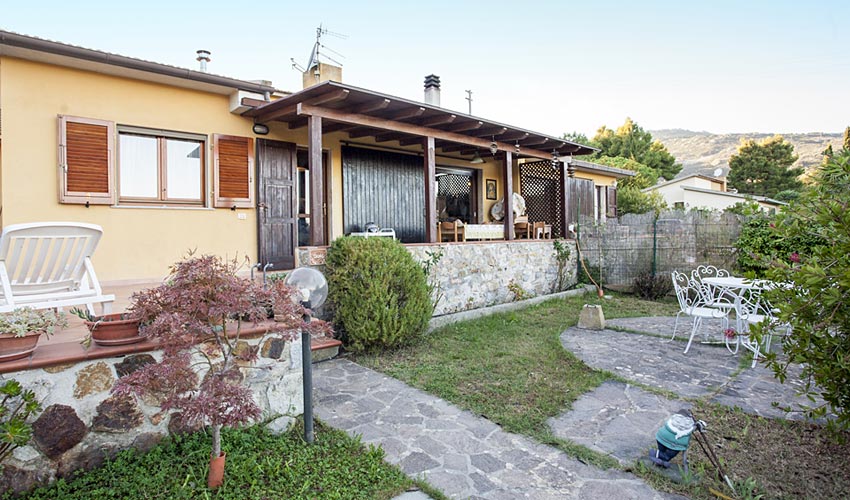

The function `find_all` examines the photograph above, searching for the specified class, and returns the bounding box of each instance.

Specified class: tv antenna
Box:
[292,24,347,74]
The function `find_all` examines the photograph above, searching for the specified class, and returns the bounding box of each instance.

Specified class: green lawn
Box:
[355,292,850,500]
[356,293,679,467]
[14,422,441,500]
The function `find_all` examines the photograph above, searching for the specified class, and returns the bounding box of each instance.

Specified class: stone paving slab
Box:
[315,359,683,500]
[566,317,822,421]
[560,325,740,398]
[547,382,691,466]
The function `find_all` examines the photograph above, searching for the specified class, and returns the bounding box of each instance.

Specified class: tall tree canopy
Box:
[591,118,681,181]
[727,135,803,198]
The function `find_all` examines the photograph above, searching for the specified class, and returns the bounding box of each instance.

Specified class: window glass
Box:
[119,134,158,198]
[297,168,310,215]
[166,139,202,200]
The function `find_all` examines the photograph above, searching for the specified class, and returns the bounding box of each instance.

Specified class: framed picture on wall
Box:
[486,179,497,200]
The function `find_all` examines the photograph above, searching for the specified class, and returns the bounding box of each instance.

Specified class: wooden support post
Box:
[503,152,514,240]
[424,137,437,243]
[560,162,570,238]
[308,115,325,246]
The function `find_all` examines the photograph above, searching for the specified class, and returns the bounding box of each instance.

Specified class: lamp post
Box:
[284,267,328,444]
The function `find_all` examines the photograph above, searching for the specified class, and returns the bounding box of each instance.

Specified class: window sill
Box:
[112,204,214,211]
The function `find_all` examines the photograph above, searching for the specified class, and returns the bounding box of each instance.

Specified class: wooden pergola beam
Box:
[418,114,456,127]
[348,127,383,139]
[322,122,358,134]
[250,89,350,123]
[374,132,407,143]
[499,132,530,143]
[351,98,391,114]
[473,126,509,138]
[390,107,426,121]
[444,120,484,132]
[296,103,553,160]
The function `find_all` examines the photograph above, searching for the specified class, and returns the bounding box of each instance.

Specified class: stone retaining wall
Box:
[409,241,578,316]
[0,335,303,495]
[299,240,579,317]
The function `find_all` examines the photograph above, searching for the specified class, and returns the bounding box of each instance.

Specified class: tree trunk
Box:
[211,424,222,457]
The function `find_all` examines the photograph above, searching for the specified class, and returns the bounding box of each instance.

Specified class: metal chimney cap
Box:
[196,50,211,61]
[424,74,441,88]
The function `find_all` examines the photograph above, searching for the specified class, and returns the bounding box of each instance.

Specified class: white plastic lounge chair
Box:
[671,271,728,354]
[0,222,114,314]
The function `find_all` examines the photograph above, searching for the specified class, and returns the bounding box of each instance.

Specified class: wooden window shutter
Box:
[606,186,618,218]
[213,134,254,208]
[58,116,115,204]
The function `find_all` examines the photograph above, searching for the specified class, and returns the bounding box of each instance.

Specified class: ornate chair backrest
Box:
[691,265,730,283]
[672,271,701,311]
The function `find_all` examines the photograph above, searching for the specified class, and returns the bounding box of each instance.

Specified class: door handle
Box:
[257,202,268,223]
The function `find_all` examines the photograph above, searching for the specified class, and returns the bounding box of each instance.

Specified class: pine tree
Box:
[727,135,802,198]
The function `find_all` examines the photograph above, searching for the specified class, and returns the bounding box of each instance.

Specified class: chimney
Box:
[302,63,343,89]
[196,50,211,72]
[424,74,441,106]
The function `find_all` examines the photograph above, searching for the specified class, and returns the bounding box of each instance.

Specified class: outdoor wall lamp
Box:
[284,267,328,444]
[252,123,270,135]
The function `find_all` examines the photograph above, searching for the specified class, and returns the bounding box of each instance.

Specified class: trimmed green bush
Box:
[325,236,431,352]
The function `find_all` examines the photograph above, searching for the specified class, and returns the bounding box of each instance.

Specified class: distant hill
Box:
[650,129,843,180]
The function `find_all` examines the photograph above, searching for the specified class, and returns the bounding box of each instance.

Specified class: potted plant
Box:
[113,254,331,489]
[70,308,143,347]
[0,308,66,361]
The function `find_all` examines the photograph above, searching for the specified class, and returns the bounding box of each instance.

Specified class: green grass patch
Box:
[15,422,422,500]
[355,292,679,468]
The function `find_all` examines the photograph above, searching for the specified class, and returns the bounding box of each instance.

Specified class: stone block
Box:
[73,362,115,399]
[33,405,87,458]
[114,354,156,378]
[578,304,605,330]
[92,394,144,433]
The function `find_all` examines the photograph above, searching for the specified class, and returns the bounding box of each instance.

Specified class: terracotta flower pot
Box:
[0,331,42,362]
[208,451,226,489]
[85,314,143,346]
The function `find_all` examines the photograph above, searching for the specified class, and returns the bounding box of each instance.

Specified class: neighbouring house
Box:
[644,174,785,213]
[0,30,630,289]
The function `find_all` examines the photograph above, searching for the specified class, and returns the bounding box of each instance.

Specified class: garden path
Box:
[314,359,683,500]
[547,316,821,467]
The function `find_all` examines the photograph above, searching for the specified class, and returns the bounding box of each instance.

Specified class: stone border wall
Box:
[298,240,578,317]
[0,335,303,496]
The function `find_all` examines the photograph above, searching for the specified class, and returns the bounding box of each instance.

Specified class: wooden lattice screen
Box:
[437,173,472,223]
[520,161,563,237]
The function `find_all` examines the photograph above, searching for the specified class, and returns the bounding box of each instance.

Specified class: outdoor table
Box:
[703,276,776,359]
[463,224,505,241]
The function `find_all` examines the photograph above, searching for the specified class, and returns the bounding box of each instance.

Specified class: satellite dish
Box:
[713,168,723,177]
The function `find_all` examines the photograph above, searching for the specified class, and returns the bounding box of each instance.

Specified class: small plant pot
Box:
[85,314,144,346]
[207,451,226,489]
[0,331,42,362]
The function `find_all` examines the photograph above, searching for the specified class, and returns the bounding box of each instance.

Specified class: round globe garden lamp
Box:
[284,267,328,444]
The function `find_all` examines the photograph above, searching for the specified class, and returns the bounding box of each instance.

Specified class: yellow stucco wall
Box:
[0,56,585,281]
[0,57,306,282]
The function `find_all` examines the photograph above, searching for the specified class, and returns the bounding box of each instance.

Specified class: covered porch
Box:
[243,79,598,261]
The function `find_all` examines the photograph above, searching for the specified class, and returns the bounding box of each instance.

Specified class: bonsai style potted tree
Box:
[0,308,66,361]
[70,308,143,347]
[113,254,330,489]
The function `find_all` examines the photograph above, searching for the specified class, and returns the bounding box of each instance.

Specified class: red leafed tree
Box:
[114,254,331,476]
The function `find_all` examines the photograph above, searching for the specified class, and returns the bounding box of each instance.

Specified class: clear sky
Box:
[3,0,848,138]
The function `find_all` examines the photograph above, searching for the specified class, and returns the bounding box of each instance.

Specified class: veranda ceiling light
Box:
[551,150,559,170]
[489,137,498,156]
[470,150,484,164]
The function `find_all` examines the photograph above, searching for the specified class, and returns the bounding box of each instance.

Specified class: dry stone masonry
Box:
[0,334,304,494]
[299,240,579,317]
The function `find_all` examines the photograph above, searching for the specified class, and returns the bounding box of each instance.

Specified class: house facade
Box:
[0,31,624,283]
[644,174,784,213]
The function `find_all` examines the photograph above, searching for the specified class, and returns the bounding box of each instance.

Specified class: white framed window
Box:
[117,127,206,205]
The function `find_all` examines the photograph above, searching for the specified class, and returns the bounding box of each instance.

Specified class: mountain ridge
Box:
[650,129,843,180]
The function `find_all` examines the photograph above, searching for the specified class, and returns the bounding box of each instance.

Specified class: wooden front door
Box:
[257,139,297,270]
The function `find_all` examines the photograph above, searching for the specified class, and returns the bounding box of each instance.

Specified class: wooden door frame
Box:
[256,138,297,269]
[295,147,331,246]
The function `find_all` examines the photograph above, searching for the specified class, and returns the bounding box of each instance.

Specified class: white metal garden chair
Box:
[671,271,729,354]
[725,287,790,368]
[691,265,737,320]
[0,222,115,314]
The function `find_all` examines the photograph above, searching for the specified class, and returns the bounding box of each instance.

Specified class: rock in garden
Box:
[33,405,87,458]
[578,304,605,330]
[91,394,144,432]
